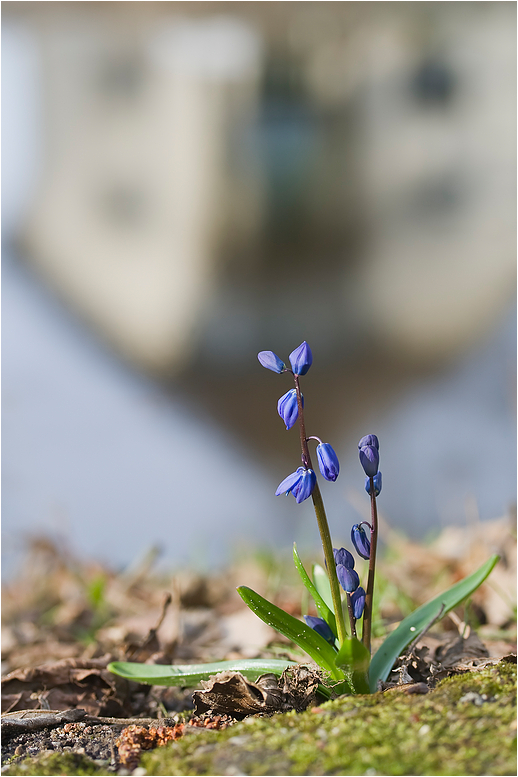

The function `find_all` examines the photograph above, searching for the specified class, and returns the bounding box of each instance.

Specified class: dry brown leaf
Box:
[1,656,130,717]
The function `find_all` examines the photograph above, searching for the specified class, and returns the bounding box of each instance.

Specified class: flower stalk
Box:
[345,592,357,638]
[361,477,379,653]
[293,373,349,646]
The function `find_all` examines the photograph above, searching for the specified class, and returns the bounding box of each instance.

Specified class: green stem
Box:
[311,483,349,644]
[293,374,349,645]
[361,478,379,653]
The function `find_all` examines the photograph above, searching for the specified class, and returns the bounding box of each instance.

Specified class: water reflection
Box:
[3,250,515,580]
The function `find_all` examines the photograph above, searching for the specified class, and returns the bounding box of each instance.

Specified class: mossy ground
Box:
[3,751,107,776]
[141,663,516,776]
[3,663,516,776]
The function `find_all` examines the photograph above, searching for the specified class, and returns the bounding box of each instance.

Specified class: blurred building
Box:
[5,1,516,374]
[2,3,516,567]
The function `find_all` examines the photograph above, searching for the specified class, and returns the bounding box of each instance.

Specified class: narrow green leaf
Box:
[108,658,297,687]
[312,563,333,610]
[369,554,500,692]
[335,637,371,694]
[237,586,346,684]
[293,544,337,637]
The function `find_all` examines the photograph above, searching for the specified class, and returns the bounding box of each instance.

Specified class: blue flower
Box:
[275,467,316,504]
[304,615,335,644]
[351,524,371,560]
[258,350,286,373]
[277,388,302,430]
[365,471,382,497]
[289,341,313,376]
[333,547,355,569]
[336,564,360,593]
[316,443,340,482]
[351,587,366,619]
[359,444,379,477]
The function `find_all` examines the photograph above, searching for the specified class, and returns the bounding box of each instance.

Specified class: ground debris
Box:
[1,708,87,737]
[116,722,184,770]
[192,664,321,718]
[1,656,131,717]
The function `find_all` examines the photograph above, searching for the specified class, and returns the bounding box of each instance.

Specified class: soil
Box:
[2,517,516,775]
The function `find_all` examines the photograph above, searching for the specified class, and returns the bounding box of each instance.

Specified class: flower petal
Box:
[304,615,335,643]
[288,341,313,376]
[258,351,285,373]
[275,468,304,496]
[316,443,340,482]
[336,564,360,593]
[358,434,379,450]
[333,547,355,569]
[277,388,302,430]
[351,524,371,560]
[359,445,379,477]
[365,471,382,497]
[292,469,316,503]
[351,587,366,619]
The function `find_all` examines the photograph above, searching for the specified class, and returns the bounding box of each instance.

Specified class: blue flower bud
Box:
[359,445,379,477]
[316,443,340,482]
[277,389,302,430]
[258,350,286,373]
[289,341,313,376]
[336,564,360,593]
[358,434,379,450]
[351,587,366,619]
[304,615,335,644]
[351,524,371,560]
[333,547,355,569]
[365,471,382,497]
[275,467,315,504]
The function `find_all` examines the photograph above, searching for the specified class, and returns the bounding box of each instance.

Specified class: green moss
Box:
[2,752,107,776]
[141,663,516,776]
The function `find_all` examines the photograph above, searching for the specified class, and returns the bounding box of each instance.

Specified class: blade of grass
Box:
[108,658,297,686]
[312,563,333,610]
[237,586,347,684]
[293,544,337,637]
[369,554,499,691]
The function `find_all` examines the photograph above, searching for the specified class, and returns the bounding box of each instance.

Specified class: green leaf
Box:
[335,637,371,694]
[108,658,297,687]
[237,586,347,684]
[369,554,500,692]
[312,563,333,610]
[293,544,337,637]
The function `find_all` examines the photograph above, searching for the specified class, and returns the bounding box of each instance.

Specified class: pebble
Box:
[459,692,486,706]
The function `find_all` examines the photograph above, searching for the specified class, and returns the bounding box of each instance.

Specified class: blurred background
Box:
[2,1,516,578]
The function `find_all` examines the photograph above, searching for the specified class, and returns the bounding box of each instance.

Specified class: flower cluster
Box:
[258,341,340,503]
[334,546,366,619]
[258,342,381,650]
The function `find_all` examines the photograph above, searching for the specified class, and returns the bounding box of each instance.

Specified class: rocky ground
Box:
[2,514,516,775]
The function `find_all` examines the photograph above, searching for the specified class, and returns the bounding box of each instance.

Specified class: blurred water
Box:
[3,250,515,579]
[324,307,517,546]
[2,250,307,579]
